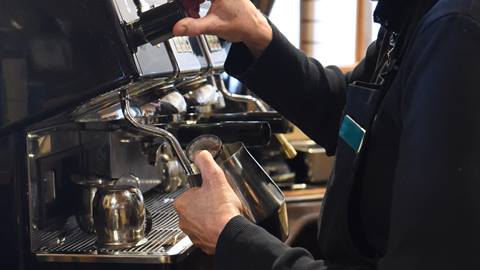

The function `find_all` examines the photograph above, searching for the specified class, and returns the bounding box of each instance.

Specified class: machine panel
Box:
[0,0,137,133]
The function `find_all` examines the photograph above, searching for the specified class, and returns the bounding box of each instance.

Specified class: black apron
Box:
[318,81,385,267]
[316,25,411,266]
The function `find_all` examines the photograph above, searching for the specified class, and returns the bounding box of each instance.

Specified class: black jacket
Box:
[215,0,480,269]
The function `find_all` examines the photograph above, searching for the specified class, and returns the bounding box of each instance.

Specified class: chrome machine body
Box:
[0,0,288,269]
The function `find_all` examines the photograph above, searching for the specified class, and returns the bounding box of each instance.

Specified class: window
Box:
[269,0,382,141]
[269,0,381,67]
[370,1,381,41]
[269,0,301,48]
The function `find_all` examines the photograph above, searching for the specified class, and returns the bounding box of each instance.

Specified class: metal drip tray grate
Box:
[35,188,194,264]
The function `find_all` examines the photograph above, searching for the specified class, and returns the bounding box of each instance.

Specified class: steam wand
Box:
[119,90,201,186]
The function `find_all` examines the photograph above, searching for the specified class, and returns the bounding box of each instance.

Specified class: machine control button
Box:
[205,35,222,52]
[172,37,193,53]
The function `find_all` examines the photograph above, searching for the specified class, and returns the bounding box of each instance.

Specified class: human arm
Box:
[224,24,380,154]
[174,153,368,270]
[174,152,344,269]
[173,0,380,154]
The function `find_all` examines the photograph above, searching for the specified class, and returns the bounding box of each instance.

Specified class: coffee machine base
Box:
[34,249,215,270]
[34,188,193,265]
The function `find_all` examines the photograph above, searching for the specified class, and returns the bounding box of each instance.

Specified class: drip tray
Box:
[35,188,194,264]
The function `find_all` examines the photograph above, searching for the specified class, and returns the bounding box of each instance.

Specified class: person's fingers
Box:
[173,15,219,36]
[202,246,215,255]
[172,18,190,36]
[173,194,186,213]
[193,150,226,188]
[177,214,188,233]
[173,188,199,212]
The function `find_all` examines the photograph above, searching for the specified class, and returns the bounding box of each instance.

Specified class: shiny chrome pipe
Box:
[120,90,195,176]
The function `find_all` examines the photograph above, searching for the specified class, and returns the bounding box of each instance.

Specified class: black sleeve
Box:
[215,216,327,270]
[216,216,371,270]
[379,15,480,269]
[224,24,379,155]
[217,24,381,270]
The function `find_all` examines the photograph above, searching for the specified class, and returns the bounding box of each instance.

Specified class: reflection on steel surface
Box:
[36,188,192,264]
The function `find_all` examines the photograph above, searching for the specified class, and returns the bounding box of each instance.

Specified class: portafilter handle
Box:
[212,75,297,159]
[196,35,297,159]
[120,90,198,184]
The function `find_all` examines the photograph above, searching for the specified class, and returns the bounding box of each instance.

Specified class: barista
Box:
[173,0,480,269]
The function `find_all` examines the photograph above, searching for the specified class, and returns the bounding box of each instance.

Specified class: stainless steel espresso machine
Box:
[0,0,290,269]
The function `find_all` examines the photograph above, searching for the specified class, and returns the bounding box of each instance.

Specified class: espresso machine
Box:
[0,0,291,269]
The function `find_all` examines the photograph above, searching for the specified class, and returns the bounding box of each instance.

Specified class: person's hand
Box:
[174,151,243,255]
[173,0,273,57]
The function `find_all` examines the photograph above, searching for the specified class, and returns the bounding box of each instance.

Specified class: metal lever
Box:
[120,90,198,183]
[214,76,297,159]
